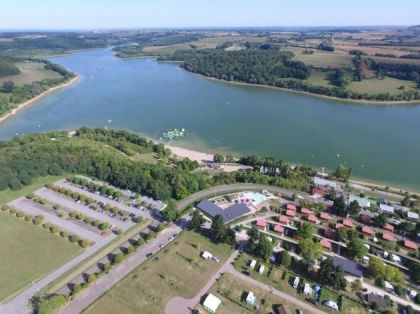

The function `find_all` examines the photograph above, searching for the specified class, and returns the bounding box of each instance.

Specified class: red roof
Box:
[279,215,289,224]
[312,187,326,197]
[383,224,394,232]
[256,219,267,228]
[404,239,417,250]
[343,219,354,228]
[286,210,296,217]
[274,224,285,233]
[335,223,344,229]
[301,208,311,215]
[320,212,330,220]
[382,233,395,241]
[286,203,297,211]
[360,214,371,225]
[324,228,336,239]
[320,239,332,250]
[308,215,319,223]
[362,226,375,235]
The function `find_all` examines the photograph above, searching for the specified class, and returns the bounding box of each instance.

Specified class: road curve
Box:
[176,183,299,210]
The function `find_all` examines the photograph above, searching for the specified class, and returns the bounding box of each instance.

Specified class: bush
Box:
[33,215,44,225]
[42,223,50,229]
[35,294,68,314]
[133,216,143,223]
[60,231,68,238]
[79,239,90,248]
[137,238,146,246]
[103,263,112,273]
[1,205,9,211]
[113,253,125,264]
[49,226,59,234]
[16,211,25,218]
[126,245,136,254]
[25,215,32,222]
[71,283,82,295]
[9,208,17,214]
[145,231,156,241]
[86,273,97,283]
[68,235,79,243]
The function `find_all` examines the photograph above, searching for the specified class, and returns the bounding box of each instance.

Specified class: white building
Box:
[407,211,419,221]
[249,259,257,269]
[246,291,256,305]
[313,177,338,189]
[348,194,371,208]
[379,204,394,214]
[201,251,213,260]
[203,293,221,313]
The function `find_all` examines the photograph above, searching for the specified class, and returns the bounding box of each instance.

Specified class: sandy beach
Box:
[0,76,79,124]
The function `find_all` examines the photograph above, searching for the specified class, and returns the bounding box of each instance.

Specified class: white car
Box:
[293,276,300,289]
[324,300,339,311]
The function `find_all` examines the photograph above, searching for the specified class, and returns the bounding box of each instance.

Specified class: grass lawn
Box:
[0,175,63,205]
[304,69,334,87]
[85,231,233,314]
[0,211,81,301]
[197,273,303,314]
[291,50,353,68]
[0,62,61,86]
[234,253,368,314]
[347,76,418,95]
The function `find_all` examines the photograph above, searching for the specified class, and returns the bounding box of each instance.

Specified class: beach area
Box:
[0,76,79,124]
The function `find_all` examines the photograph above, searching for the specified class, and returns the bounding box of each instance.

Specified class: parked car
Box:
[323,300,339,311]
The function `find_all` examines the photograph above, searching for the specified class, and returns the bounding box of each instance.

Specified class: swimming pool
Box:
[240,192,267,205]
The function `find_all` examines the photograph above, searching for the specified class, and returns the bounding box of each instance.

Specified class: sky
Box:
[0,0,418,30]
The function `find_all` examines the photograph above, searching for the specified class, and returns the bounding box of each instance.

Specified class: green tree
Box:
[372,213,387,228]
[333,164,352,181]
[297,222,314,239]
[278,250,292,268]
[348,200,360,216]
[367,257,385,279]
[86,273,97,283]
[299,239,323,264]
[210,215,228,243]
[401,193,411,207]
[348,237,368,259]
[188,210,205,231]
[351,279,363,292]
[113,252,125,264]
[145,231,156,241]
[213,153,224,163]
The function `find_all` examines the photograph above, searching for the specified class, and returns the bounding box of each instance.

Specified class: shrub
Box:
[126,245,136,254]
[71,283,82,295]
[133,216,143,223]
[42,223,50,229]
[50,226,59,234]
[137,238,146,246]
[156,223,166,233]
[145,231,156,241]
[25,215,32,222]
[68,235,79,243]
[113,253,125,264]
[86,273,97,283]
[16,211,25,218]
[60,231,68,238]
[1,205,9,211]
[79,239,90,248]
[9,208,16,214]
[35,294,68,314]
[103,263,112,273]
[32,215,44,226]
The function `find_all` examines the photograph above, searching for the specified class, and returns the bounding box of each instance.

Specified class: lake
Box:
[0,49,419,190]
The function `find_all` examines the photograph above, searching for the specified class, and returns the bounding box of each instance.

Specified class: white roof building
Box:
[203,293,221,313]
[250,259,257,269]
[246,291,256,305]
[379,204,394,214]
[303,283,313,295]
[348,194,371,208]
[313,177,338,189]
[201,251,213,260]
[259,264,265,274]
[407,211,419,221]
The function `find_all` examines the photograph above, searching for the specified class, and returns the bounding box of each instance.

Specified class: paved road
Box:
[165,250,325,314]
[57,224,183,314]
[176,183,301,210]
[10,198,104,243]
[36,187,130,230]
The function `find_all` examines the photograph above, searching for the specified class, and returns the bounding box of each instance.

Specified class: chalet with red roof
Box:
[274,224,285,234]
[320,212,330,220]
[256,219,267,230]
[320,239,332,250]
[286,210,296,217]
[343,219,354,228]
[308,215,319,224]
[279,215,289,224]
[362,226,375,235]
[382,233,395,242]
[404,239,417,250]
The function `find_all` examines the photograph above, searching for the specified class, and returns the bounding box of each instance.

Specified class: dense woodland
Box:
[161,49,311,83]
[0,58,21,77]
[0,128,314,212]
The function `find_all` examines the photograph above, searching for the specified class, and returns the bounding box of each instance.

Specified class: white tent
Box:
[203,293,221,313]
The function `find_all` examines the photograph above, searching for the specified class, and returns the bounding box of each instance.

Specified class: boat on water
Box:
[160,128,186,141]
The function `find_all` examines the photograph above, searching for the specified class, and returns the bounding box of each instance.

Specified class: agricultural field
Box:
[0,61,61,86]
[348,76,418,95]
[0,210,81,301]
[85,231,233,314]
[290,49,354,68]
[196,273,303,314]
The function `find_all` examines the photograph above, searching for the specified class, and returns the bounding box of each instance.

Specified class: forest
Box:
[0,128,314,209]
[160,48,311,83]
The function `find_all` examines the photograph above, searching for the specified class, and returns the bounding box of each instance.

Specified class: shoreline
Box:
[0,76,79,125]
[163,141,420,195]
[185,69,420,106]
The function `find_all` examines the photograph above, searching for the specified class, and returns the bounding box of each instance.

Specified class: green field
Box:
[0,175,63,205]
[285,47,353,68]
[85,231,233,314]
[0,211,81,301]
[348,76,418,95]
[0,61,61,86]
[197,273,302,314]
